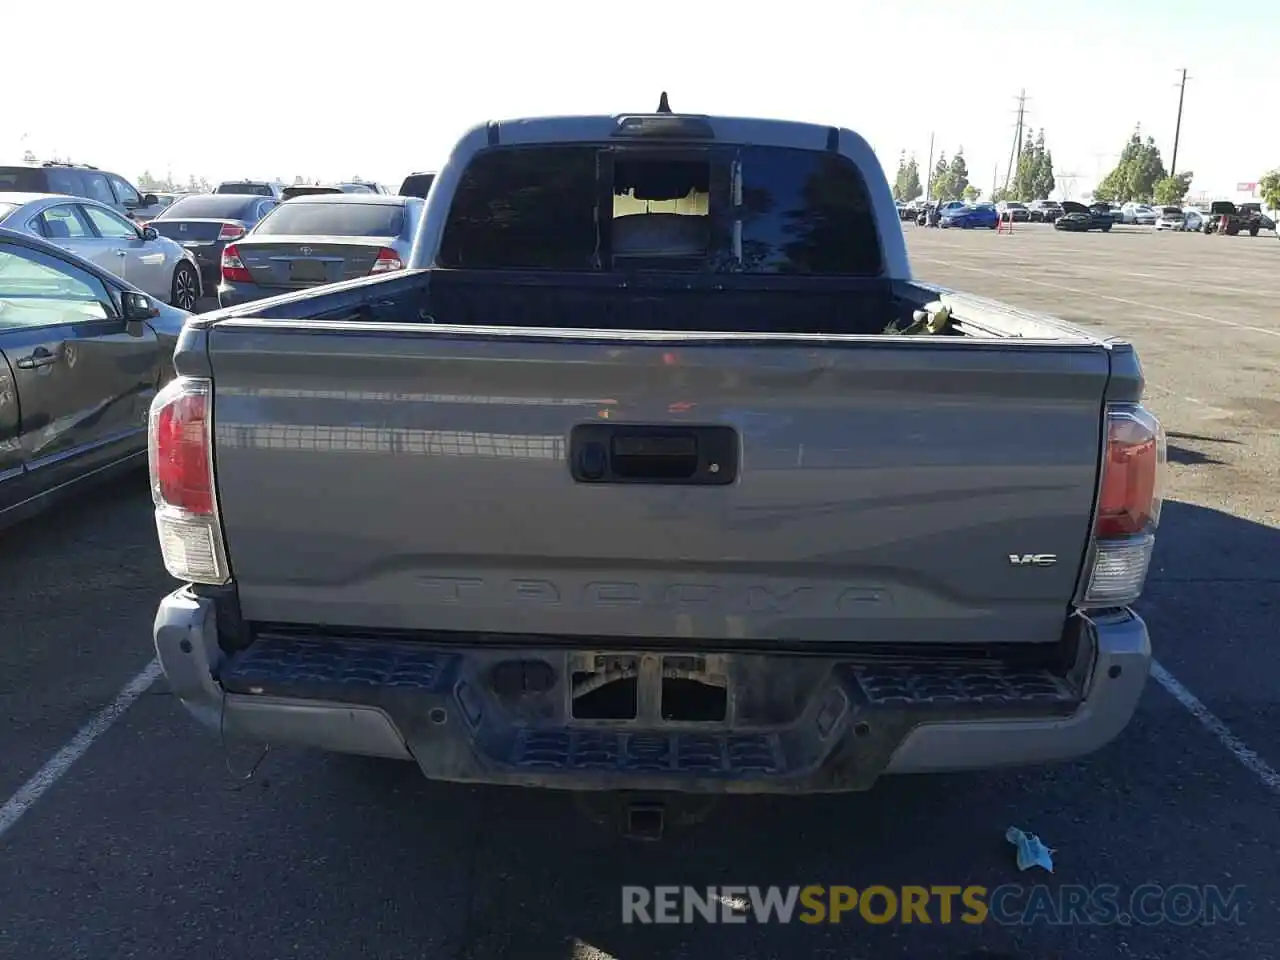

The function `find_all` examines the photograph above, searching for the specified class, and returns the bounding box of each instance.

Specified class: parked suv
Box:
[0,161,157,220]
[1027,200,1063,223]
[996,200,1030,222]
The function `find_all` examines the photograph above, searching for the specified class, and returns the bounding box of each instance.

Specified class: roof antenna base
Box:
[656,92,672,114]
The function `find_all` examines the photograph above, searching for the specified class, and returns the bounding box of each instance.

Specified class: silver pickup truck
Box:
[150,102,1165,800]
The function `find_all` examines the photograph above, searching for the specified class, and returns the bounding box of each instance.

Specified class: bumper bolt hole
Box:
[853,721,871,737]
[179,639,192,653]
[1108,665,1122,679]
[428,707,448,725]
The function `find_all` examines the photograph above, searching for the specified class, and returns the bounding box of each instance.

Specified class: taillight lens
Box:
[1096,407,1163,537]
[370,247,403,274]
[1082,404,1166,607]
[152,387,213,514]
[148,377,230,584]
[221,243,252,283]
[218,222,245,241]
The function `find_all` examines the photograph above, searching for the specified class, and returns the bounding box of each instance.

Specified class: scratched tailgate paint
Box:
[207,322,1109,645]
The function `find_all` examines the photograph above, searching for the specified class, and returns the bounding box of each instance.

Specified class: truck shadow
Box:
[1165,431,1238,467]
[1167,444,1227,466]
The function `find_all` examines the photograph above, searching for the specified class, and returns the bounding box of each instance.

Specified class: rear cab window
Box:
[438,143,883,275]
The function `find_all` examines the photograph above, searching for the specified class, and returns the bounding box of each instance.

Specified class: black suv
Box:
[0,161,156,219]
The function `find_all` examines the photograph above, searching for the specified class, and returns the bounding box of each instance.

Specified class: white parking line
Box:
[0,660,161,842]
[917,258,1280,339]
[1152,661,1280,795]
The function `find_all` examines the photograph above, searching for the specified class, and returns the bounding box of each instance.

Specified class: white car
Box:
[1182,209,1211,232]
[1153,206,1188,231]
[0,192,202,310]
[1121,202,1158,225]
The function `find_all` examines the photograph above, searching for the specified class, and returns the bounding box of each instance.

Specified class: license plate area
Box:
[568,652,729,724]
[290,259,327,282]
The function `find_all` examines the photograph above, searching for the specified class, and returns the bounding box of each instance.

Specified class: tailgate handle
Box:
[570,425,737,486]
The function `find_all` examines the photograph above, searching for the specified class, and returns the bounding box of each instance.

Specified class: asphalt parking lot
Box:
[3,224,1278,960]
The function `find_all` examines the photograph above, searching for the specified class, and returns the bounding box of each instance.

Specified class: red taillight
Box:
[1095,406,1165,538]
[221,243,252,283]
[370,247,403,274]
[148,377,230,584]
[218,222,245,241]
[151,386,213,515]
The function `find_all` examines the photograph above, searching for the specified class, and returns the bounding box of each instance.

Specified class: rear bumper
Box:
[217,281,283,309]
[154,591,1151,793]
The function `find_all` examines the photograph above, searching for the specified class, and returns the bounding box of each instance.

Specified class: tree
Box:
[892,152,907,201]
[1095,127,1168,203]
[1009,129,1056,200]
[1033,131,1056,200]
[1153,172,1194,206]
[962,184,981,203]
[1259,169,1280,213]
[22,149,36,163]
[138,170,177,192]
[900,156,921,201]
[929,151,950,201]
[945,151,970,201]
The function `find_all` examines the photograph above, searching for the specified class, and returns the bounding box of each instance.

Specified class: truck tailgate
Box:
[207,322,1109,645]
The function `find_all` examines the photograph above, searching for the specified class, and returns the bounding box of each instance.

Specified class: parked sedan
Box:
[218,193,424,308]
[1121,202,1158,225]
[0,193,203,311]
[147,193,279,297]
[1153,206,1187,231]
[940,203,999,229]
[1055,201,1114,232]
[0,226,189,530]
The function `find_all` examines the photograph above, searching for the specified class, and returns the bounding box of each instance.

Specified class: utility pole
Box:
[1003,89,1027,196]
[1170,68,1190,177]
[924,132,935,201]
[991,163,998,201]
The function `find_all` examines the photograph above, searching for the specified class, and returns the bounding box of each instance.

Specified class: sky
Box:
[6,0,1278,201]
